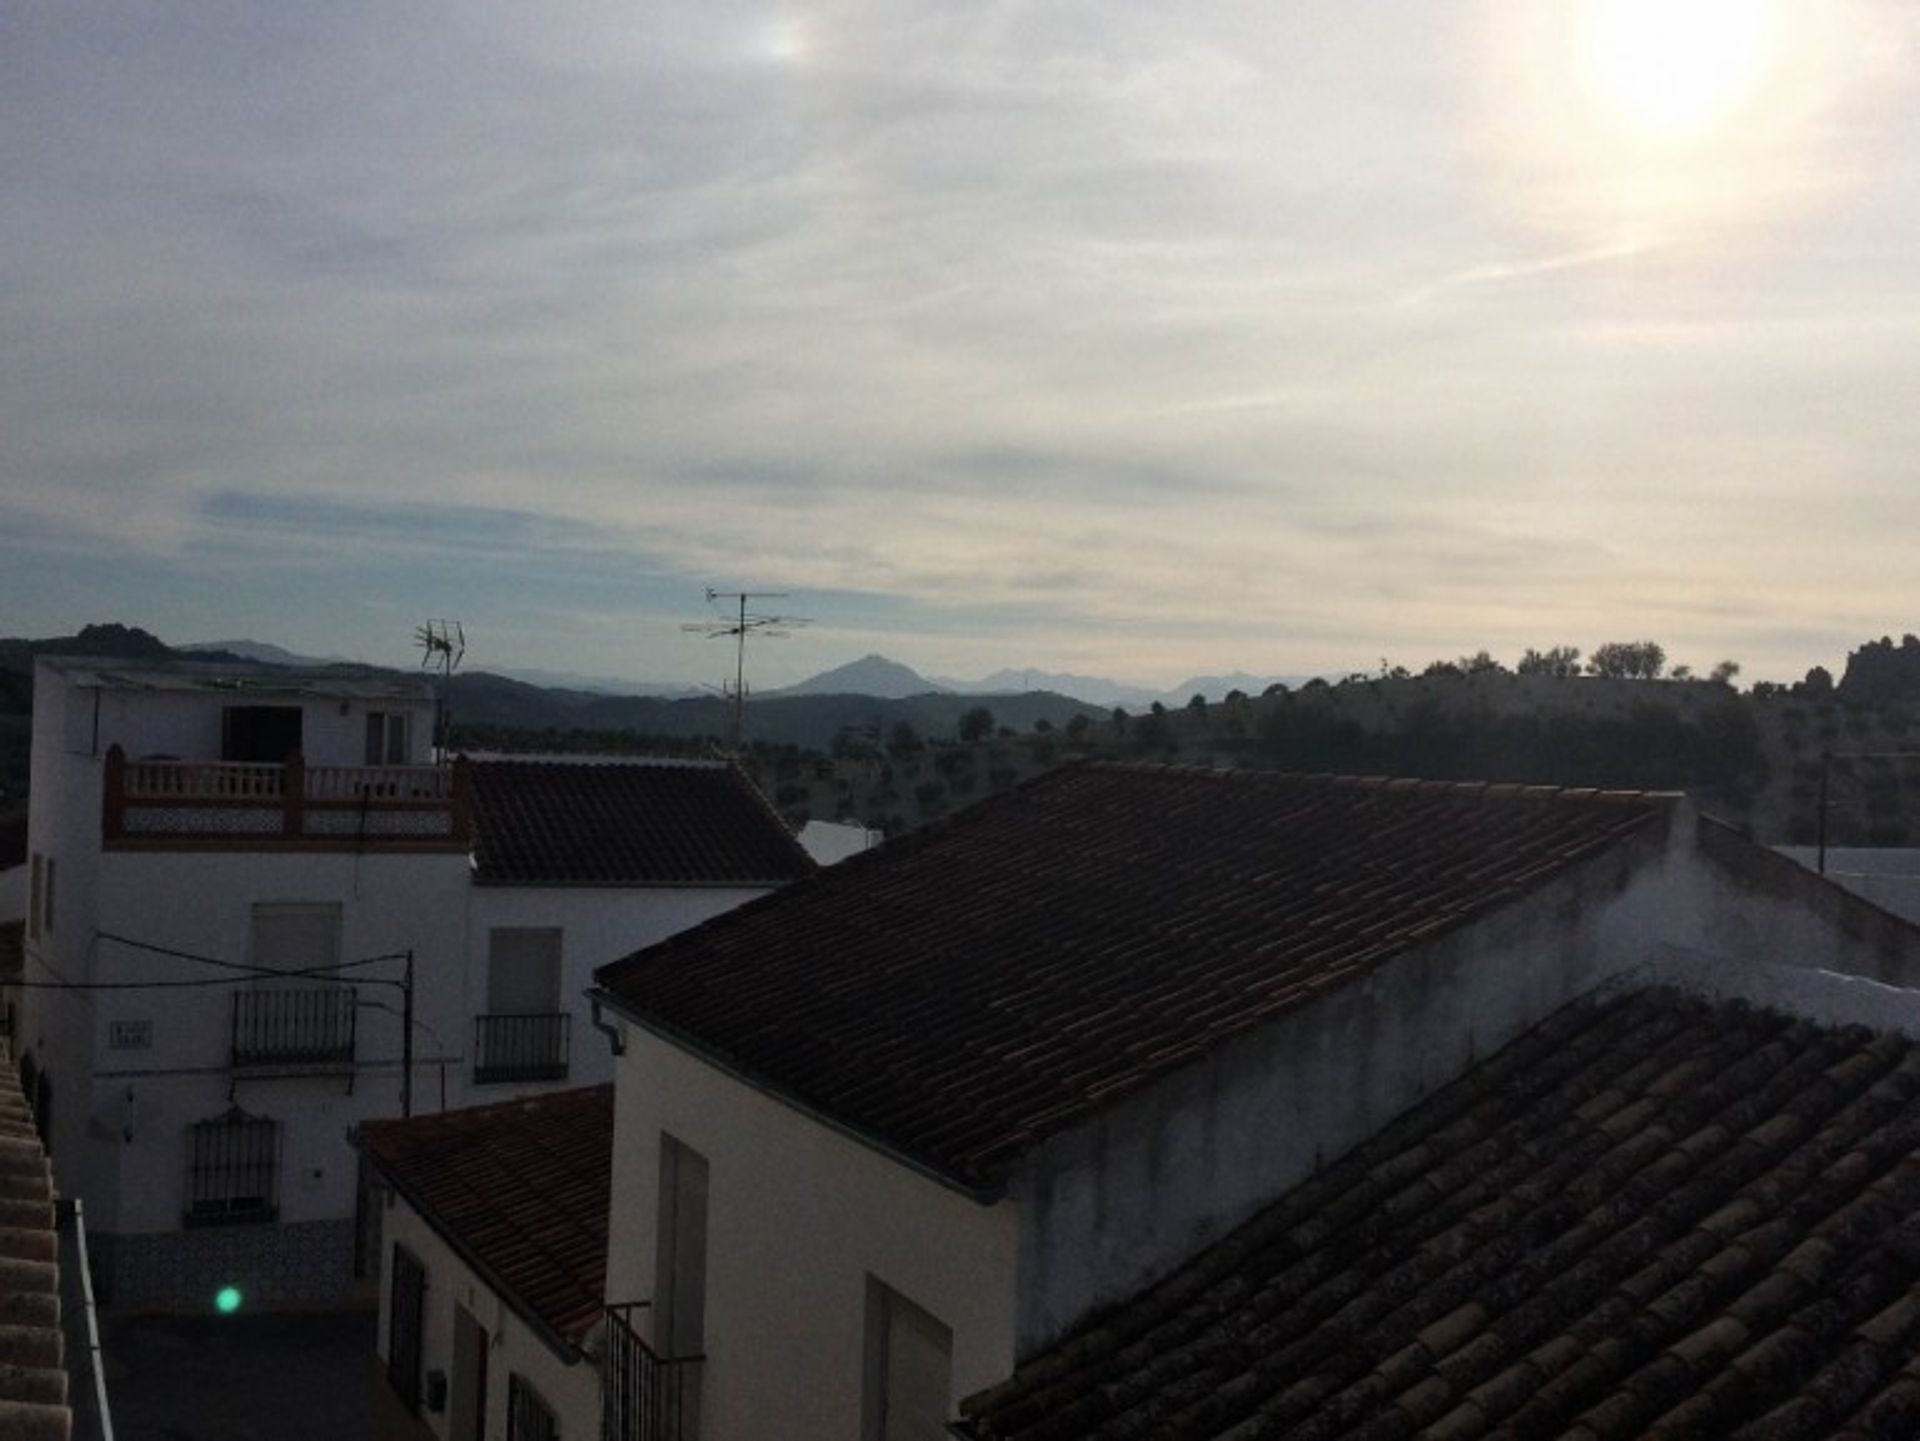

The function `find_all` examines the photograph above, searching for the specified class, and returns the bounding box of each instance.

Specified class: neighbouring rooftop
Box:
[595,763,1673,1191]
[359,1086,613,1349]
[38,655,434,703]
[961,986,1920,1441]
[0,1040,68,1441]
[468,758,815,887]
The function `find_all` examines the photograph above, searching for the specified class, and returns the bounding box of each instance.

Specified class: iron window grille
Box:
[184,1107,280,1224]
[508,1374,560,1441]
[388,1243,427,1412]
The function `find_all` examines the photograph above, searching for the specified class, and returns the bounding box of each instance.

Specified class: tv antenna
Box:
[415,620,465,760]
[682,589,809,753]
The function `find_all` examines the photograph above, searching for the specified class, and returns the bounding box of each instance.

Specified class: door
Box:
[656,1134,709,1436]
[450,1304,489,1441]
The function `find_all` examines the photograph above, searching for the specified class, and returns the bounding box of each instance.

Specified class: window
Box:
[507,1374,560,1441]
[365,711,410,765]
[252,903,342,975]
[655,1135,709,1361]
[486,928,562,1014]
[387,1243,427,1412]
[221,705,304,763]
[653,1134,709,1438]
[451,1306,490,1441]
[476,928,569,1082]
[185,1108,280,1223]
[863,1279,953,1441]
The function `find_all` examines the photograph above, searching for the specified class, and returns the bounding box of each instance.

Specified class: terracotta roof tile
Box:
[0,1040,66,1441]
[596,764,1671,1189]
[960,990,1920,1441]
[467,759,814,887]
[359,1086,611,1345]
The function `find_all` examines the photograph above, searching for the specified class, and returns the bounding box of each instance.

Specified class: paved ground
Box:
[101,1308,375,1441]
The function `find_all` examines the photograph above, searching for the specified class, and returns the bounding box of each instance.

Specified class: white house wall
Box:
[465,886,769,1090]
[605,1028,1021,1441]
[1007,804,1920,1355]
[376,1193,598,1441]
[1774,847,1920,927]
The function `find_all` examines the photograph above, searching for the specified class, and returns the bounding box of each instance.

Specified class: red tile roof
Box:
[360,1086,612,1347]
[0,1041,67,1440]
[961,988,1920,1441]
[595,763,1671,1191]
[467,759,814,888]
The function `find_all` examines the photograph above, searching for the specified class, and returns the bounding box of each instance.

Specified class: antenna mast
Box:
[682,589,808,754]
[414,620,466,761]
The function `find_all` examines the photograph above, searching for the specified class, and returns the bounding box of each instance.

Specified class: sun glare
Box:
[1580,0,1779,139]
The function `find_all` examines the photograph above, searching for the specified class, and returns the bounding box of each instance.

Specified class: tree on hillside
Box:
[1187,693,1208,716]
[1588,641,1667,679]
[1459,650,1507,675]
[1710,660,1742,686]
[1517,646,1582,678]
[958,706,995,744]
[886,720,923,758]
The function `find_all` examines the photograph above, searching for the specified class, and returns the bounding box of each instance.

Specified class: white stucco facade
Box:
[375,1190,599,1441]
[593,799,1920,1437]
[602,1025,1021,1441]
[19,658,785,1307]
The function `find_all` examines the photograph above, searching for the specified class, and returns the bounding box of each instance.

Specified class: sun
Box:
[1579,0,1780,139]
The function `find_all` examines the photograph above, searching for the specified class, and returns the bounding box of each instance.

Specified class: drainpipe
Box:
[587,993,625,1057]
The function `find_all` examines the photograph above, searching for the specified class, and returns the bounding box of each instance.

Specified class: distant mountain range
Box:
[768,653,1297,708]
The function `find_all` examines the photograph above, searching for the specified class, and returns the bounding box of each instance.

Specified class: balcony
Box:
[603,1304,701,1441]
[473,1012,571,1084]
[102,746,471,852]
[232,986,358,1072]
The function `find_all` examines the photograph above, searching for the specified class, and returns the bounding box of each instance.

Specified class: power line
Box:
[94,931,409,977]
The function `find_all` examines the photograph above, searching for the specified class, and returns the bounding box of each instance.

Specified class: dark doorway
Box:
[222,706,304,763]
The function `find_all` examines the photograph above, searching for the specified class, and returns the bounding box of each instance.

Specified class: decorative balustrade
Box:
[102,746,470,851]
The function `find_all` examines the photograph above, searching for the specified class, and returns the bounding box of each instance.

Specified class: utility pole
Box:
[682,590,809,754]
[401,948,415,1119]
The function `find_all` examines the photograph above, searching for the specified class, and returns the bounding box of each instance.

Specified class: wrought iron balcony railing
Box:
[603,1304,702,1441]
[473,1011,570,1084]
[232,985,357,1071]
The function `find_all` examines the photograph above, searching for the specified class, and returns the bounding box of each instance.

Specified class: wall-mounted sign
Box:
[109,1019,152,1051]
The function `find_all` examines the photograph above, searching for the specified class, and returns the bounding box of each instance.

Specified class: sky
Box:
[3,1,1917,689]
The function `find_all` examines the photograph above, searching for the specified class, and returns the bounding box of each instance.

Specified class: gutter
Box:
[587,987,1005,1207]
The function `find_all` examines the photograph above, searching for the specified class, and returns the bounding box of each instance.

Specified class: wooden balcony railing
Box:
[473,1012,571,1084]
[103,746,471,851]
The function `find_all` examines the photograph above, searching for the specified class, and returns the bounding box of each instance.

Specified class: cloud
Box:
[3,1,1920,685]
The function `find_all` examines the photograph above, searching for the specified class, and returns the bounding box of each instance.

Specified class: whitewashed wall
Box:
[376,1191,599,1441]
[465,886,770,1090]
[604,1027,1021,1441]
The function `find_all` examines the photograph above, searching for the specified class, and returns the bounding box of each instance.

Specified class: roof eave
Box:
[587,986,1006,1206]
[353,1132,599,1365]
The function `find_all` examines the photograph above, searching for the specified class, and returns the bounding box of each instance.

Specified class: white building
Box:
[16,656,811,1308]
[573,765,1920,1441]
[361,1086,614,1441]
